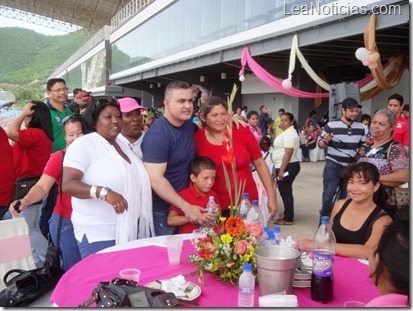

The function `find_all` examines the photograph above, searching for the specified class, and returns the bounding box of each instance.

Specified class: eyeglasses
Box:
[61,114,82,126]
[50,87,69,93]
[347,126,353,136]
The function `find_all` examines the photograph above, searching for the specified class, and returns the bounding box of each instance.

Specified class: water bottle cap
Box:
[251,200,259,206]
[321,216,330,224]
[264,226,269,233]
[267,231,274,239]
[273,226,280,233]
[209,196,214,201]
[242,193,249,199]
[243,263,252,272]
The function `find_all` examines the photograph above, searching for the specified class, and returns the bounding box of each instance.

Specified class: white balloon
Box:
[355,47,370,61]
[239,74,245,82]
[282,79,292,89]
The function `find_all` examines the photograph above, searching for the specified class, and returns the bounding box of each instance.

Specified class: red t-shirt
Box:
[12,128,52,178]
[195,125,262,210]
[0,128,16,205]
[43,150,72,219]
[169,183,221,234]
[392,114,409,147]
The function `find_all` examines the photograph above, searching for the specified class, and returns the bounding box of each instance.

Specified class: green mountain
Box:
[0,27,90,105]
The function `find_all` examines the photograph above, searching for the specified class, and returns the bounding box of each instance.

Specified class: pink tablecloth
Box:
[50,240,379,307]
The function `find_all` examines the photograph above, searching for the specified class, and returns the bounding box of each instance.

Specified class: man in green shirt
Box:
[46,78,73,153]
[273,108,285,139]
[39,78,73,239]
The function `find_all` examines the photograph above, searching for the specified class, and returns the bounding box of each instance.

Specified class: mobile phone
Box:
[13,200,22,213]
[277,171,289,180]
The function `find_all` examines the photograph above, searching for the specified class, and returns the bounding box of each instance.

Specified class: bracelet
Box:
[99,187,111,201]
[90,185,98,199]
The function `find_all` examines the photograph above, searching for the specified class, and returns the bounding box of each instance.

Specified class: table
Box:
[50,234,379,307]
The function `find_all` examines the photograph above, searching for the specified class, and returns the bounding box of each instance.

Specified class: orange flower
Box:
[225,216,245,237]
[221,148,235,164]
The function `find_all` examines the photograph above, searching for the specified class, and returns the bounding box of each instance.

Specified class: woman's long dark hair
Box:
[28,101,54,141]
[82,98,120,134]
[370,218,409,296]
[343,162,389,209]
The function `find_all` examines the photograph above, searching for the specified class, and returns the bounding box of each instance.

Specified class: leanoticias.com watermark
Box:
[283,2,402,16]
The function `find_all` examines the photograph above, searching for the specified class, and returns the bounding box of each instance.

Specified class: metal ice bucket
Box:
[255,246,300,296]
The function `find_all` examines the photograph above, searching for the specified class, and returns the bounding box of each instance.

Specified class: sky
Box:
[0,16,68,36]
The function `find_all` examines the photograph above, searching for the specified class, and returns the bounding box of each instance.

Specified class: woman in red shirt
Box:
[7,101,53,268]
[194,96,277,219]
[0,127,15,219]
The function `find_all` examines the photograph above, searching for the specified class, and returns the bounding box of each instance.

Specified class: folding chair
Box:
[0,218,36,291]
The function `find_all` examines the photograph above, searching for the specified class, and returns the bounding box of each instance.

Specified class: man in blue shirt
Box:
[141,81,210,236]
[258,105,273,137]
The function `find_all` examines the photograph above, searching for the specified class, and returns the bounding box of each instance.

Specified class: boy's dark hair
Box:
[190,156,216,176]
[361,114,371,123]
[388,93,403,105]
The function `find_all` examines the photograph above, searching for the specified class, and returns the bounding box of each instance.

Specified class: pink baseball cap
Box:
[118,97,147,113]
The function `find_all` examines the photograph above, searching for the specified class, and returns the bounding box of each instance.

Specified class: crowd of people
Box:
[0,78,409,306]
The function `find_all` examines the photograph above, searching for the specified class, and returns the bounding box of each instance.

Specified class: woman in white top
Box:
[271,112,301,225]
[62,98,154,259]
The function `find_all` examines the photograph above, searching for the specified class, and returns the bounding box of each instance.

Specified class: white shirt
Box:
[117,132,145,160]
[271,126,299,168]
[64,132,154,244]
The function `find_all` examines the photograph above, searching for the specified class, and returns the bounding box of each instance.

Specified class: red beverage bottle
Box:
[310,216,336,303]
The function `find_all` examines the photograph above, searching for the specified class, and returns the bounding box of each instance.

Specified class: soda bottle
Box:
[310,216,336,303]
[238,193,251,220]
[238,263,255,307]
[245,200,265,228]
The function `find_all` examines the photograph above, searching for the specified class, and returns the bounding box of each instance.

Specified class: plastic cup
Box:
[192,229,205,240]
[166,235,183,265]
[343,301,366,307]
[120,268,141,283]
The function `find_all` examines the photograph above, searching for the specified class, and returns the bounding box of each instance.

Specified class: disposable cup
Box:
[343,301,366,307]
[192,229,205,240]
[166,235,183,265]
[120,268,141,283]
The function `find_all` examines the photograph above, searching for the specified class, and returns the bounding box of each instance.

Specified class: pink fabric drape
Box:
[240,48,329,98]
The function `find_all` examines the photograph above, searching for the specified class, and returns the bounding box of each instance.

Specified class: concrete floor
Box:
[29,160,327,307]
[266,160,325,240]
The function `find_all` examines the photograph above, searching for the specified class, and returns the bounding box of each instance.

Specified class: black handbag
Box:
[13,176,42,204]
[80,278,199,308]
[0,266,61,307]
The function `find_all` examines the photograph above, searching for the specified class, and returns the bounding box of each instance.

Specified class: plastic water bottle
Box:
[206,196,218,225]
[245,200,265,228]
[310,216,336,303]
[238,263,255,307]
[238,193,251,220]
[273,226,281,245]
[262,231,276,246]
[259,226,270,245]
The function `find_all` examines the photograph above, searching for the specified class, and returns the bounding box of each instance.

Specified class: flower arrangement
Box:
[188,217,263,285]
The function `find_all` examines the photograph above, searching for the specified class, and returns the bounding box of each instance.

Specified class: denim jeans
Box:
[49,212,81,272]
[275,161,301,222]
[77,234,115,259]
[153,210,178,236]
[320,160,347,218]
[17,204,49,268]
